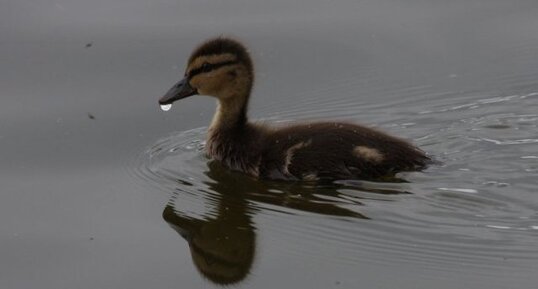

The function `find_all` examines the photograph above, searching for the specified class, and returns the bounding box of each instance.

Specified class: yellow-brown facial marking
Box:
[353,146,385,163]
[186,53,251,100]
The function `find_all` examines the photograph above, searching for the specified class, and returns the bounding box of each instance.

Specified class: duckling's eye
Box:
[201,62,212,73]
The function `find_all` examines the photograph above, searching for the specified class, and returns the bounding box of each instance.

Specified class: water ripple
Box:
[126,81,538,285]
[129,111,538,278]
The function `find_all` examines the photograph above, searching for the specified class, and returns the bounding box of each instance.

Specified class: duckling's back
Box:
[258,122,429,181]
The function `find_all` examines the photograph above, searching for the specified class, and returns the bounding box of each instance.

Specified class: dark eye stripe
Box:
[188,60,239,78]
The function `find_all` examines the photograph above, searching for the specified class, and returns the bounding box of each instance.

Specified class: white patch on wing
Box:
[282,140,312,175]
[353,146,384,163]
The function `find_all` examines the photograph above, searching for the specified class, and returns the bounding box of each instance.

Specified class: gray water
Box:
[2,1,538,288]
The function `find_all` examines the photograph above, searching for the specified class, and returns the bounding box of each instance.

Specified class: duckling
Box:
[159,37,430,181]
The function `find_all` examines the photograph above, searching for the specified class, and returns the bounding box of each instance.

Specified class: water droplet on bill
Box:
[160,104,172,111]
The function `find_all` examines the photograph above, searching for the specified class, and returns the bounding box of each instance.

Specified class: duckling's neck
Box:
[206,94,263,176]
[209,95,249,132]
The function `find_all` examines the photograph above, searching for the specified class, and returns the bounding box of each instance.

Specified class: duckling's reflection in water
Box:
[163,161,409,285]
[163,199,254,285]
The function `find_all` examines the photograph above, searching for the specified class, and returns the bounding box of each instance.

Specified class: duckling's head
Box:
[159,38,253,106]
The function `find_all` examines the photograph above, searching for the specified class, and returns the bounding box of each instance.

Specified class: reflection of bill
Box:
[163,161,377,285]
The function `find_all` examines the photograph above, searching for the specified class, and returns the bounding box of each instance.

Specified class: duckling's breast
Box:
[206,124,265,177]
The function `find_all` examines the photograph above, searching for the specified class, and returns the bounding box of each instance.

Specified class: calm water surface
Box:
[2,1,538,288]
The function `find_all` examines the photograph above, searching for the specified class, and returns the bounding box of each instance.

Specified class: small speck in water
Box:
[88,113,95,120]
[85,42,93,48]
[160,104,172,111]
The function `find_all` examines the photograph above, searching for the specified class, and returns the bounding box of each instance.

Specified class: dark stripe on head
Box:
[188,60,240,78]
[189,37,253,72]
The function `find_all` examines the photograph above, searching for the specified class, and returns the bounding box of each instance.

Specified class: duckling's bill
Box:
[159,77,197,106]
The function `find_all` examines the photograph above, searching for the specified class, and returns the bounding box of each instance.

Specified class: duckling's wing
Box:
[259,122,429,180]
